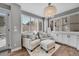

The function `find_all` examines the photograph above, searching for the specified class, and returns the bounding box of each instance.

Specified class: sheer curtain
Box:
[21,14,30,33]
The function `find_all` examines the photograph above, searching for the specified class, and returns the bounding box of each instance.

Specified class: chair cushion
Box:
[22,32,36,41]
[40,40,55,51]
[39,32,48,40]
[41,40,55,45]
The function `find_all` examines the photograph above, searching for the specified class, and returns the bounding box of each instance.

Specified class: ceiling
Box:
[18,3,79,17]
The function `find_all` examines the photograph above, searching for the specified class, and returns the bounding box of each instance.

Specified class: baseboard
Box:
[11,47,22,52]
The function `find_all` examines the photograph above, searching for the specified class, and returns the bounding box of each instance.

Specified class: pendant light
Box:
[44,3,56,18]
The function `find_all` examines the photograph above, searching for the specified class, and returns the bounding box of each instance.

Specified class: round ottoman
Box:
[40,39,55,53]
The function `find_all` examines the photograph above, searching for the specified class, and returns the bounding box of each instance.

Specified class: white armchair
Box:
[23,38,40,51]
[39,32,48,41]
[39,32,53,41]
[22,32,40,52]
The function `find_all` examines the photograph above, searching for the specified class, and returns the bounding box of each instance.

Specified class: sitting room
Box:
[0,3,79,56]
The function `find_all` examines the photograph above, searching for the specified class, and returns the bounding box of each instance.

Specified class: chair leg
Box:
[30,50,33,52]
[53,46,55,48]
[46,51,48,53]
[41,47,42,49]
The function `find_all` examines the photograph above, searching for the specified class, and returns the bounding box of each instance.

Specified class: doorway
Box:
[0,9,9,51]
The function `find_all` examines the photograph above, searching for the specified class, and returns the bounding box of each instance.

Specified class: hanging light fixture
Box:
[44,3,57,18]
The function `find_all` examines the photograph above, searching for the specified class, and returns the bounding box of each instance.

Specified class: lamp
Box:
[44,3,56,18]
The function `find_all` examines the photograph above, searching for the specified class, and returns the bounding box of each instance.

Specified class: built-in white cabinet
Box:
[51,32,79,50]
[50,7,79,50]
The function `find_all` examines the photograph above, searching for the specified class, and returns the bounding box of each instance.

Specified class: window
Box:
[21,14,30,32]
[30,17,38,32]
[21,14,42,33]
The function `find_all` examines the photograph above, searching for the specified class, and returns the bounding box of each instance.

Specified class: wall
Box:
[10,4,21,50]
[3,3,21,50]
[44,19,48,32]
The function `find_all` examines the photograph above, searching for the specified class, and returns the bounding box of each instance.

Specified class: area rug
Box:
[27,44,61,56]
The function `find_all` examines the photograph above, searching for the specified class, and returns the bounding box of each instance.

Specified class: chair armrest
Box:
[31,39,40,49]
[23,38,31,49]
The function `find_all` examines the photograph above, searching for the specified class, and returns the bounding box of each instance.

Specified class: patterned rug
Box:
[27,44,61,56]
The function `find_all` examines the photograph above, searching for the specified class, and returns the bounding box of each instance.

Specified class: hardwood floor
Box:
[53,45,79,56]
[9,44,79,56]
[9,48,30,56]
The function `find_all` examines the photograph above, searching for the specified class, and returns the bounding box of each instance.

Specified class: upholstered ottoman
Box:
[40,40,55,53]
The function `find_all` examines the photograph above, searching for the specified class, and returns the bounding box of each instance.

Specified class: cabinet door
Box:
[62,34,69,45]
[57,34,62,43]
[69,35,77,47]
[52,33,58,41]
[77,35,79,50]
